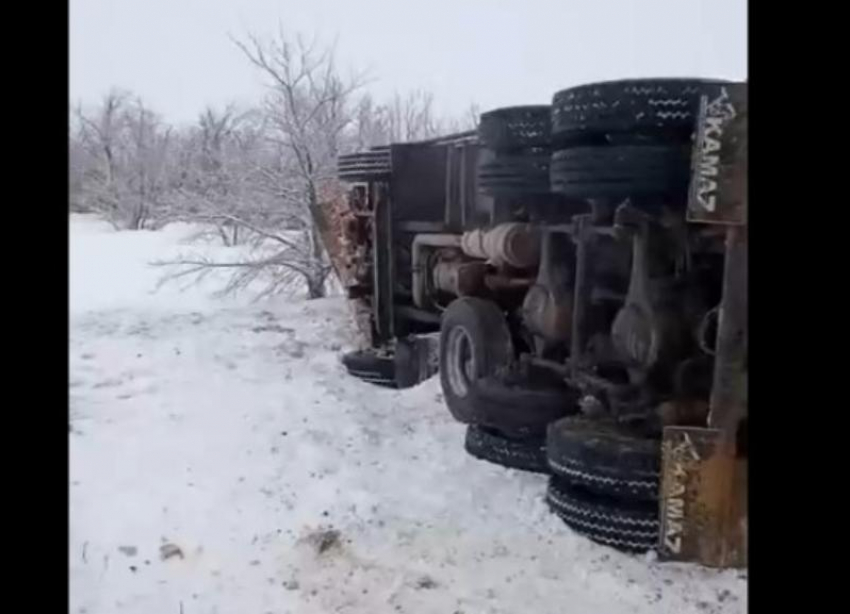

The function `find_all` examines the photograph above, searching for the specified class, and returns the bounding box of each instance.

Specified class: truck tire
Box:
[439,298,513,424]
[551,78,729,144]
[478,153,551,196]
[546,479,659,553]
[546,416,661,501]
[478,105,551,151]
[341,349,396,387]
[472,375,580,436]
[464,425,548,473]
[549,145,690,199]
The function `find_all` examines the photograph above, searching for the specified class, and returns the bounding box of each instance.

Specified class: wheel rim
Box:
[446,325,476,398]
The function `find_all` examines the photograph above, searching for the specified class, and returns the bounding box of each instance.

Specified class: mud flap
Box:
[686,82,747,225]
[658,427,747,567]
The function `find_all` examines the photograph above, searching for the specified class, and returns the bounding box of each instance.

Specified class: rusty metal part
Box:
[569,215,592,376]
[522,230,574,343]
[432,259,489,298]
[411,233,463,309]
[317,188,357,288]
[461,223,541,268]
[316,186,374,346]
[708,226,747,432]
[348,185,369,212]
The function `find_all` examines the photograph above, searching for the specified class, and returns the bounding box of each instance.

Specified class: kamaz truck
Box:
[331,79,747,567]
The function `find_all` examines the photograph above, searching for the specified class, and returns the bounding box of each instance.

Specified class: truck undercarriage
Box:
[331,79,747,566]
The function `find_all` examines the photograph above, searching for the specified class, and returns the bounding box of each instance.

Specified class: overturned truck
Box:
[332,79,747,566]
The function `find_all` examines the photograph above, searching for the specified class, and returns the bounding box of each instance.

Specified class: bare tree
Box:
[156,30,364,299]
[349,90,463,150]
[70,33,481,302]
[229,30,365,298]
[386,90,441,142]
[165,106,270,245]
[73,91,129,226]
[73,91,174,230]
[69,109,90,213]
[453,102,482,133]
[123,99,172,229]
[351,94,389,150]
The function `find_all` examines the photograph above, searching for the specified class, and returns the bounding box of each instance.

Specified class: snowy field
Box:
[69,215,746,614]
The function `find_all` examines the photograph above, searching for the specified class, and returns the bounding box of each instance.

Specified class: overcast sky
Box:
[70,0,747,126]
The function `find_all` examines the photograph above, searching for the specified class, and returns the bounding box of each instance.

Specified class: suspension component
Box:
[521,230,575,343]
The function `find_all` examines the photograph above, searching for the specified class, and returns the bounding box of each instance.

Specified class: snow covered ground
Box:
[69,215,747,614]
